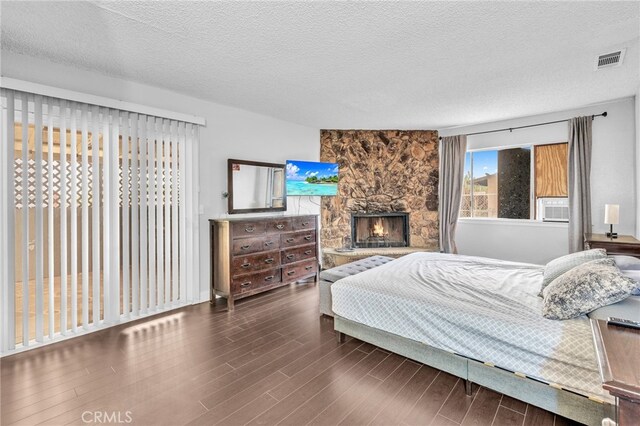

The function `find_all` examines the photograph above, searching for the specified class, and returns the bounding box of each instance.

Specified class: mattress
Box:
[331,252,610,402]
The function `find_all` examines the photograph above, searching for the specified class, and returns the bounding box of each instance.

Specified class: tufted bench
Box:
[319,255,394,317]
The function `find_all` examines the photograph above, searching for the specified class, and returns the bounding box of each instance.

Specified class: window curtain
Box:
[568,116,593,253]
[438,135,467,254]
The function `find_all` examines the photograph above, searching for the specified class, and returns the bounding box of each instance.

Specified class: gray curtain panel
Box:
[568,116,593,253]
[438,135,467,254]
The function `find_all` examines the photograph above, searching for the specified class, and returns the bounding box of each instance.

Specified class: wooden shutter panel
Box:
[535,143,568,197]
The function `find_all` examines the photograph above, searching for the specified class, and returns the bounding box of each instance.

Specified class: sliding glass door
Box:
[0,89,200,354]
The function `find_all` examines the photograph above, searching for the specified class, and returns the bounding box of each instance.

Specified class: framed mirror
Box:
[227,159,287,214]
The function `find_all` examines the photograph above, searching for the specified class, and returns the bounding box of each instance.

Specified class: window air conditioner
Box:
[537,198,569,222]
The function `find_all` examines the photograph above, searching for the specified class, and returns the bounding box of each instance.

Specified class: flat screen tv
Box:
[286,160,339,196]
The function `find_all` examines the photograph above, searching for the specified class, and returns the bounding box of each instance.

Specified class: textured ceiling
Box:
[1,1,639,129]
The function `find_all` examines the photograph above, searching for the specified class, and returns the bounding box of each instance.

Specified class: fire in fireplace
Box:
[351,212,409,248]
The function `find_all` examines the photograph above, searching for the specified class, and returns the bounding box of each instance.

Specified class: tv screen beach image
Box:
[286,160,339,196]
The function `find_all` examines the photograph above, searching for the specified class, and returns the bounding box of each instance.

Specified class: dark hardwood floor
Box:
[1,282,581,426]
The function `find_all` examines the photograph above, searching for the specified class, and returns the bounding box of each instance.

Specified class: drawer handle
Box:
[240,245,250,250]
[264,275,274,281]
[264,258,274,264]
[245,227,255,233]
[241,263,251,268]
[276,224,285,230]
[304,250,312,255]
[304,235,312,241]
[286,238,294,243]
[286,254,295,260]
[287,270,296,276]
[305,266,313,270]
[264,241,274,246]
[301,221,309,226]
[240,282,251,287]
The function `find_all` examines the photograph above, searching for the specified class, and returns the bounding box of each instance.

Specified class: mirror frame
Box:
[227,158,287,214]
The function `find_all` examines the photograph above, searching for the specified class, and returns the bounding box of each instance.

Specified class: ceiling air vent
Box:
[596,49,625,70]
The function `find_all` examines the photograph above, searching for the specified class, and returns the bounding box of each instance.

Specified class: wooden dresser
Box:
[210,215,319,310]
[585,233,640,258]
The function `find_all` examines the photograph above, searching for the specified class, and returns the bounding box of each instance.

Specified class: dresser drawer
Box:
[232,221,266,238]
[282,260,318,282]
[266,218,293,233]
[281,231,316,248]
[232,250,281,275]
[282,244,316,264]
[293,216,316,231]
[232,235,280,255]
[231,269,282,295]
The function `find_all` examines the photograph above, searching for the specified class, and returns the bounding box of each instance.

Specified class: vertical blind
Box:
[0,89,200,354]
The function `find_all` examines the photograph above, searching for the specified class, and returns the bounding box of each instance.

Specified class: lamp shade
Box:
[604,204,619,225]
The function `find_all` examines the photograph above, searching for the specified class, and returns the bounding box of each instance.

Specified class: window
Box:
[461,143,567,220]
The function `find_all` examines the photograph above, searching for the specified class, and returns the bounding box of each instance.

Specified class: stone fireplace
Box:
[351,212,409,248]
[320,129,440,260]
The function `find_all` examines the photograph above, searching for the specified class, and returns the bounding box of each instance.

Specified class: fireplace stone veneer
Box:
[351,212,409,248]
[320,129,440,252]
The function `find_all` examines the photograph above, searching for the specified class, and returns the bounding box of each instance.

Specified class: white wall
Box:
[1,52,321,300]
[441,97,636,264]
[636,88,640,239]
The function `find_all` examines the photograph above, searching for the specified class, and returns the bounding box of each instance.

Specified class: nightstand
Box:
[591,319,640,425]
[584,233,640,258]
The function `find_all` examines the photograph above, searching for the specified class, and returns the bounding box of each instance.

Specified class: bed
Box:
[331,252,617,426]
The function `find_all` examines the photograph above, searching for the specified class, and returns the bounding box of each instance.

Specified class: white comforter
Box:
[331,252,609,401]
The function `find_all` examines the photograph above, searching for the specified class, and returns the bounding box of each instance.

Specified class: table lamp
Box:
[604,204,619,239]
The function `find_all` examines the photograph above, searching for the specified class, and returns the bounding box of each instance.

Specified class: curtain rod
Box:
[439,112,607,140]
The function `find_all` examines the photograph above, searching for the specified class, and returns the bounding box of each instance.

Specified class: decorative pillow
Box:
[542,258,637,320]
[539,249,607,297]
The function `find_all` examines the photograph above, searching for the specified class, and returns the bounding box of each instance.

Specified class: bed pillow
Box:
[542,258,637,320]
[611,255,640,271]
[539,249,607,297]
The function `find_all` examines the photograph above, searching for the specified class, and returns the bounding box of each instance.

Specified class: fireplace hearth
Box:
[351,212,409,248]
